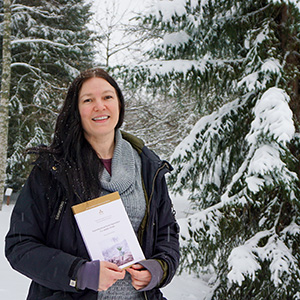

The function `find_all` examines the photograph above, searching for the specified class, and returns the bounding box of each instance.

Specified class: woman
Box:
[5,68,180,299]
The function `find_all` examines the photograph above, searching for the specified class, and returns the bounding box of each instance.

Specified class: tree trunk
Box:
[0,0,12,210]
[275,3,300,177]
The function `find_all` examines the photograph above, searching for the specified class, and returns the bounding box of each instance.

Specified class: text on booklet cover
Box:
[72,192,145,269]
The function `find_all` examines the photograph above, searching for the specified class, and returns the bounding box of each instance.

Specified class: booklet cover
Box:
[72,191,145,269]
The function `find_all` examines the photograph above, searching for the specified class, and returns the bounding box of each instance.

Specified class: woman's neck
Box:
[85,133,115,159]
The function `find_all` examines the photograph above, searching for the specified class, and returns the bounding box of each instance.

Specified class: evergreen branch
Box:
[11,4,63,20]
[11,38,92,48]
[10,63,66,93]
[11,62,41,74]
[22,104,58,116]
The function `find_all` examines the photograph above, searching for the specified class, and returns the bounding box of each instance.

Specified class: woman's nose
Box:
[93,99,106,111]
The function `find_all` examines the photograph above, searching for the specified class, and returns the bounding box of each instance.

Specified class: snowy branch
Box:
[11,4,63,20]
[22,104,58,117]
[11,62,41,74]
[11,38,91,49]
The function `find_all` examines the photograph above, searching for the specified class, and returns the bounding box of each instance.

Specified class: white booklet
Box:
[72,191,145,269]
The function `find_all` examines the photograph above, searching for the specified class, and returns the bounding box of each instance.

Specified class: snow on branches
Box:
[169,86,300,297]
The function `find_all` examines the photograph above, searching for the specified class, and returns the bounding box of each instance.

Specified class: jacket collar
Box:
[121,130,144,154]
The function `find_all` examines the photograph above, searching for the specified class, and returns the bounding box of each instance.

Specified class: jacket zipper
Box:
[55,200,66,220]
[139,162,169,243]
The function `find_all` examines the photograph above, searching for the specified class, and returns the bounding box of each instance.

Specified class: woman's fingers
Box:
[98,261,125,291]
[126,264,152,290]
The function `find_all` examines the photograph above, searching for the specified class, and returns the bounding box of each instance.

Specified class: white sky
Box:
[85,0,152,66]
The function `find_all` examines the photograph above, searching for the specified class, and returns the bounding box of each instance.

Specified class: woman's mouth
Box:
[92,116,109,121]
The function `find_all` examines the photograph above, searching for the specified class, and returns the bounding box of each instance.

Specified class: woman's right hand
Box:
[98,261,125,291]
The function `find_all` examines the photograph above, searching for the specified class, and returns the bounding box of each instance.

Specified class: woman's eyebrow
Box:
[80,90,115,98]
[78,93,93,101]
[102,89,115,94]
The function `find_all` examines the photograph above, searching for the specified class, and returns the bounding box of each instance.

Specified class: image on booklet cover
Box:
[101,237,134,267]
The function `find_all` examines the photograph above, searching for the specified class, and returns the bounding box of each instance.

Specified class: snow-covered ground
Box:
[0,205,30,300]
[0,195,212,300]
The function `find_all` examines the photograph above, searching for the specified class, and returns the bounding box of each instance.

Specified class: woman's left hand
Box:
[126,263,151,290]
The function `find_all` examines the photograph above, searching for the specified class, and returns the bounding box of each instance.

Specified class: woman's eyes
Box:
[82,95,114,103]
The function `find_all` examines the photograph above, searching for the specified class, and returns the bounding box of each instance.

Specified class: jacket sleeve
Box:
[5,166,86,293]
[150,175,180,288]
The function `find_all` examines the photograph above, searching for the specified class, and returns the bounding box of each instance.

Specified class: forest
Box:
[1,0,300,299]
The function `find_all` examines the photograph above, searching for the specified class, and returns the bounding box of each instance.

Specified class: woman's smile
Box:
[92,115,110,121]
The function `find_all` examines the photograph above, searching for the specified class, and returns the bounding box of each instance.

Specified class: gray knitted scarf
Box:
[99,129,146,233]
[98,130,146,300]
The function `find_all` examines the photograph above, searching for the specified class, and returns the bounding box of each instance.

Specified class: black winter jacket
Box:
[5,132,180,300]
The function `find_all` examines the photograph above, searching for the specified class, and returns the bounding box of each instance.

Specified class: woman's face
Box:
[78,77,120,143]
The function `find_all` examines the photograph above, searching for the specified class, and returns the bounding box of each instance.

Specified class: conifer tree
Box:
[0,0,94,190]
[120,0,300,298]
[114,0,205,158]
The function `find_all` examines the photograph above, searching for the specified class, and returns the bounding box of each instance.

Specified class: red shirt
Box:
[101,158,112,175]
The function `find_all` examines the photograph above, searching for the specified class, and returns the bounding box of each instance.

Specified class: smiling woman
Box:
[5,68,180,300]
[78,77,120,159]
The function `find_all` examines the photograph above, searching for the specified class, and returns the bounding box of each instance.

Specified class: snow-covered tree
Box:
[116,0,252,158]
[0,0,94,190]
[154,0,300,299]
[116,0,300,298]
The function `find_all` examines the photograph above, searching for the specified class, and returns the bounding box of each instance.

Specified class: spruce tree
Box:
[159,1,300,299]
[1,0,94,190]
[119,0,300,298]
[114,0,206,158]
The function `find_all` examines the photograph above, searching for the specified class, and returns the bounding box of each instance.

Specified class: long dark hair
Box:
[30,68,125,202]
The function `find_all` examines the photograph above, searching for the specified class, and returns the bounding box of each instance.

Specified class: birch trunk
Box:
[0,0,12,210]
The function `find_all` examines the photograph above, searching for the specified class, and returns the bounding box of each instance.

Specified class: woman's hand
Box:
[98,261,125,291]
[126,264,152,290]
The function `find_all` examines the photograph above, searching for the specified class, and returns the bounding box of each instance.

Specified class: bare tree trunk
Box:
[0,0,12,210]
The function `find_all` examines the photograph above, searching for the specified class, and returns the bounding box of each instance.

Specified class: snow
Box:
[11,38,81,48]
[227,228,299,288]
[244,87,296,192]
[149,0,207,22]
[247,87,294,145]
[0,198,212,299]
[261,58,281,74]
[237,72,259,91]
[227,244,261,285]
[163,31,190,48]
[238,59,281,91]
[248,144,284,175]
[0,205,30,300]
[151,0,188,21]
[142,59,207,77]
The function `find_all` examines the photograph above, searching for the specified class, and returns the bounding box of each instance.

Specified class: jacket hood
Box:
[121,130,144,154]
